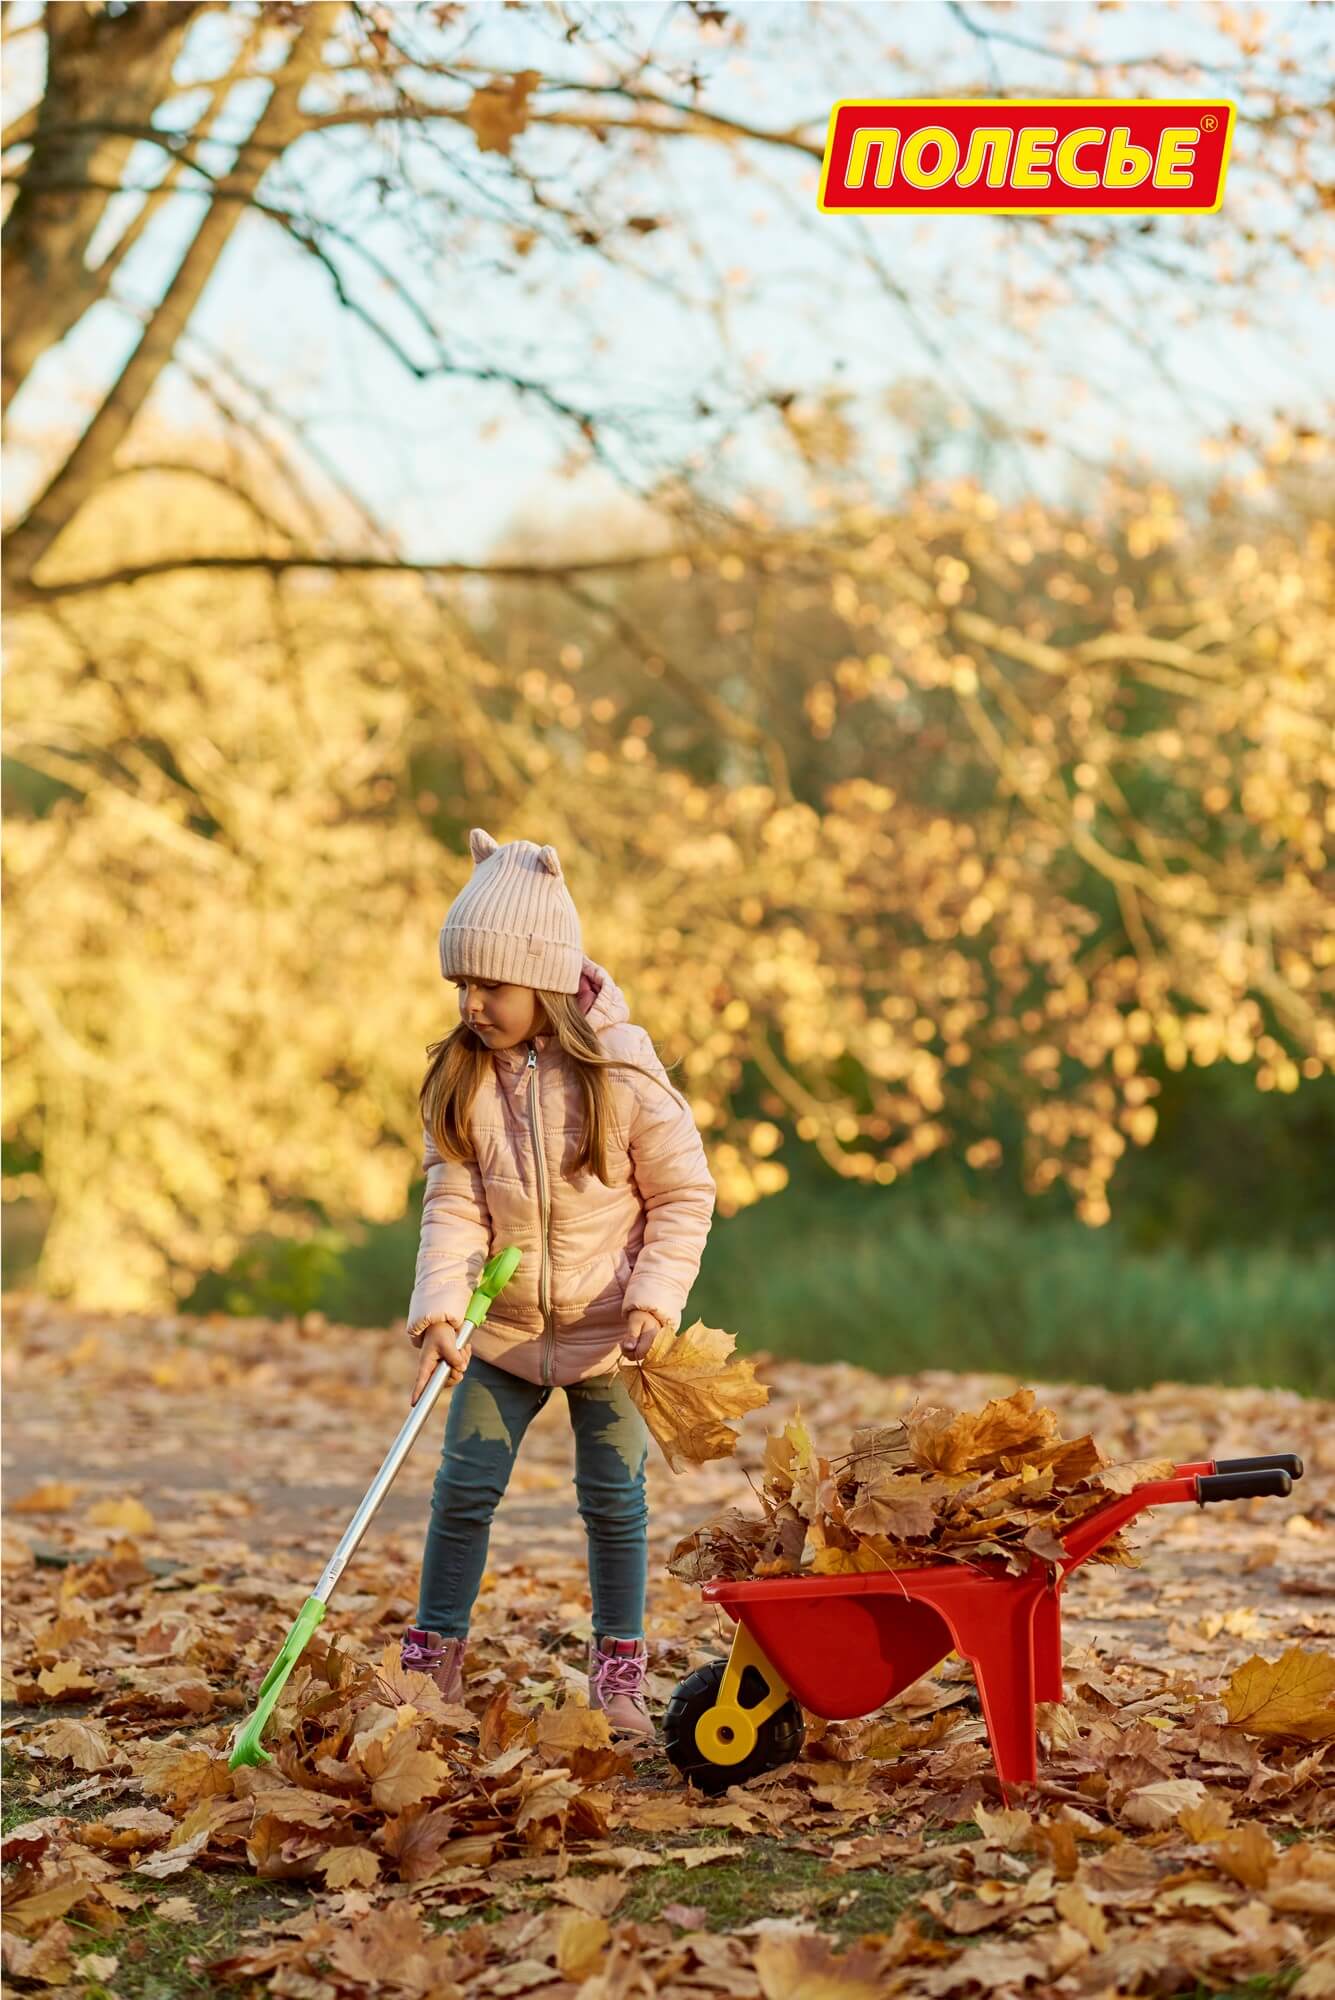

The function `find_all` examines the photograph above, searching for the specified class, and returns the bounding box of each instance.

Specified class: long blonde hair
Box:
[420,986,690,1187]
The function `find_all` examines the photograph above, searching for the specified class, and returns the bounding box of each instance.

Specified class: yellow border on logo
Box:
[815,97,1237,215]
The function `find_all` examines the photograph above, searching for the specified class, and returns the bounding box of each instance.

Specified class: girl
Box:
[399,827,717,1740]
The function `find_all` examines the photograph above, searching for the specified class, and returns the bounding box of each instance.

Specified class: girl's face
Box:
[454,976,547,1050]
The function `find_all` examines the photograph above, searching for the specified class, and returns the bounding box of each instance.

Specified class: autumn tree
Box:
[3,3,1331,1309]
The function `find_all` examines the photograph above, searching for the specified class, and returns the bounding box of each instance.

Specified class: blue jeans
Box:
[416,1351,649,1642]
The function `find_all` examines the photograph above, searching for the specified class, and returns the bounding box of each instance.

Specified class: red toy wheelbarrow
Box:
[664,1454,1302,1796]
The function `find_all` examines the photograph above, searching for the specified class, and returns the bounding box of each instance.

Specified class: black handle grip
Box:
[1214,1453,1304,1481]
[1197,1469,1292,1504]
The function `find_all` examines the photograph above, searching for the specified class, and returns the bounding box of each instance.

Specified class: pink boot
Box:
[400,1625,466,1703]
[588,1636,655,1742]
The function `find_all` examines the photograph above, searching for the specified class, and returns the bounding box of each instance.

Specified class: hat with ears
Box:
[438,827,584,993]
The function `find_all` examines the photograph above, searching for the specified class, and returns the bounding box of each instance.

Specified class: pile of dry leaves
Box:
[666,1387,1181,1584]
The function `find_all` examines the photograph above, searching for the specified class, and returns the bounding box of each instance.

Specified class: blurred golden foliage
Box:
[5,461,1331,1311]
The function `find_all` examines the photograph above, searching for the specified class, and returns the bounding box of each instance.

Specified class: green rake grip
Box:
[227,1246,521,1769]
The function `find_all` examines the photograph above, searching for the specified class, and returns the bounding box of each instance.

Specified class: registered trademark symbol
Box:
[1201,114,1218,131]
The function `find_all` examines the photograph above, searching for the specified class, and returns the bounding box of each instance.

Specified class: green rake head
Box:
[228,1595,327,1768]
[226,1246,521,1771]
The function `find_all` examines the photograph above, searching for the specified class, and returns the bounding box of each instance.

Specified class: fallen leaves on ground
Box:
[621,1319,770,1471]
[2,1294,1333,1999]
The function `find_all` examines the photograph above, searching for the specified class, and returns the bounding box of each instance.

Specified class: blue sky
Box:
[5,1,1332,561]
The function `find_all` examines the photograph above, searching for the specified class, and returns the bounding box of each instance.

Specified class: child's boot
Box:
[588,1635,655,1742]
[400,1625,466,1703]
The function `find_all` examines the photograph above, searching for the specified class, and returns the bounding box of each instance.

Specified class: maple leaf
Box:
[621,1320,769,1472]
[39,1720,120,1772]
[1122,1777,1208,1828]
[905,1387,1057,1475]
[365,1732,450,1813]
[1222,1646,1335,1742]
[845,1471,945,1540]
[320,1845,380,1888]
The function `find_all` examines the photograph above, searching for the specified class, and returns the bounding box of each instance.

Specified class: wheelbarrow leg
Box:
[940,1584,1043,1792]
[1033,1586,1063,1704]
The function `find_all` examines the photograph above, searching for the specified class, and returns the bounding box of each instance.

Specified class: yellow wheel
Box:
[664,1656,804,1793]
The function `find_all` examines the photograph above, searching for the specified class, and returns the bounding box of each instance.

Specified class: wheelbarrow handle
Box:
[1197,1467,1292,1504]
[1214,1453,1303,1481]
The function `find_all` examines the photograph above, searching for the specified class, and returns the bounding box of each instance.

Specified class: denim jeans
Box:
[415,1351,649,1642]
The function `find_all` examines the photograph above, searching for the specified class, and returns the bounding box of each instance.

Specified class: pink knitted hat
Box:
[438,827,583,994]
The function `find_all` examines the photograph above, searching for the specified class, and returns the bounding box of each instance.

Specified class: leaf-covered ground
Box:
[3,1293,1333,1999]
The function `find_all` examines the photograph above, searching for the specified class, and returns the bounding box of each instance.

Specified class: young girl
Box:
[399,827,717,1740]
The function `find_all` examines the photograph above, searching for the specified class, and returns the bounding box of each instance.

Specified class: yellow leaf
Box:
[9,1481,80,1514]
[621,1319,769,1473]
[1212,1823,1277,1889]
[555,1910,609,1980]
[367,1734,450,1813]
[86,1495,156,1533]
[41,1719,119,1772]
[320,1845,381,1888]
[536,1702,614,1755]
[1223,1647,1335,1742]
[973,1805,1035,1850]
[1179,1795,1234,1842]
[1054,1880,1108,1951]
[1094,1457,1177,1496]
[754,1931,893,1999]
[37,1660,98,1699]
[811,1541,887,1575]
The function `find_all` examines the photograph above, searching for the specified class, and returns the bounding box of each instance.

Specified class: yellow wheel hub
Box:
[694,1622,791,1767]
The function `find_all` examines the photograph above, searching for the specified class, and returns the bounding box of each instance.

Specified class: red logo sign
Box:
[818,99,1235,214]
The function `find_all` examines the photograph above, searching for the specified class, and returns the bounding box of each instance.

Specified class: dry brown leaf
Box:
[845,1471,946,1540]
[1222,1646,1335,1742]
[621,1320,769,1472]
[39,1720,121,1772]
[1094,1456,1178,1495]
[753,1930,889,1999]
[1122,1778,1208,1828]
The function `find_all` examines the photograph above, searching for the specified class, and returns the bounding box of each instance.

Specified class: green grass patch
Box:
[1168,1976,1299,2000]
[614,1831,931,1942]
[698,1189,1335,1397]
[60,1873,294,2000]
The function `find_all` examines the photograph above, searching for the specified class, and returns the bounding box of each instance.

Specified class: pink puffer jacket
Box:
[405,956,717,1385]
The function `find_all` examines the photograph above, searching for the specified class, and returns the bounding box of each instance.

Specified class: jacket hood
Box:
[490,955,629,1067]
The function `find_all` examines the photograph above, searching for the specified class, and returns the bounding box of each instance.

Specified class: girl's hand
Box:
[409,1320,470,1406]
[620,1310,663,1363]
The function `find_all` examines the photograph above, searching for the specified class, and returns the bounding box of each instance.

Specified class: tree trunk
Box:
[2,2,338,592]
[1,1,204,415]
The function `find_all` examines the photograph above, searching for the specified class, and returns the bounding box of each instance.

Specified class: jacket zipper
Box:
[526,1042,554,1385]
